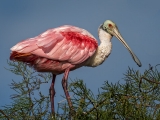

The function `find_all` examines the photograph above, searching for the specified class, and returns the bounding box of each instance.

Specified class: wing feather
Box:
[10,25,98,65]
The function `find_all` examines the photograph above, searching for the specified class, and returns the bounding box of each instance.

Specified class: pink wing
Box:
[10,25,98,65]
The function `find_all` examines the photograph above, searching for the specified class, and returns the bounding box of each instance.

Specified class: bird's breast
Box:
[85,42,112,67]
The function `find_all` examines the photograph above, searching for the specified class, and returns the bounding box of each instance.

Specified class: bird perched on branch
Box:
[10,20,141,114]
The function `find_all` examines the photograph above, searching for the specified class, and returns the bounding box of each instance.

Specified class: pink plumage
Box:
[10,20,142,114]
[10,25,98,114]
[10,25,98,74]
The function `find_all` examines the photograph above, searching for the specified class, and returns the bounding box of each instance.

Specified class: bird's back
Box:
[10,25,98,74]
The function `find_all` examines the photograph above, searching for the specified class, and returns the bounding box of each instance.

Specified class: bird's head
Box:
[102,20,142,67]
[102,20,118,36]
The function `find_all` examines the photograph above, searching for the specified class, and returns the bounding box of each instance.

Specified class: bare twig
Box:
[0,109,10,120]
[139,76,160,92]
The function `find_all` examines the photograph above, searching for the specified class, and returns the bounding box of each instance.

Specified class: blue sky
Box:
[1,1,160,111]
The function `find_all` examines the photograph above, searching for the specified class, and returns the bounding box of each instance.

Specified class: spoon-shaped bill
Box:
[113,28,142,67]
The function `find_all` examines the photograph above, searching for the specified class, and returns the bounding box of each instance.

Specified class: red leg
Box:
[62,68,74,111]
[50,74,56,115]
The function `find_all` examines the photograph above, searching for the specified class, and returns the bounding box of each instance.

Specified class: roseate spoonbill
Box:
[10,20,142,114]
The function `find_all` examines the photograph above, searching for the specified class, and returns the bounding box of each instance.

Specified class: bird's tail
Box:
[10,51,31,60]
[10,51,39,66]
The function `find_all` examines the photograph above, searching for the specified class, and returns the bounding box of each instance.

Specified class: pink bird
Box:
[10,20,141,114]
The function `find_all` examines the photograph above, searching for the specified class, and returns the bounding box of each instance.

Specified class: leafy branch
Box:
[1,61,160,119]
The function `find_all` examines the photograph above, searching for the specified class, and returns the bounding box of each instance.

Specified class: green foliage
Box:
[68,65,160,119]
[0,61,52,119]
[1,61,160,119]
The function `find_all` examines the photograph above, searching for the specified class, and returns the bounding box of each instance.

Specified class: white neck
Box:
[85,28,112,67]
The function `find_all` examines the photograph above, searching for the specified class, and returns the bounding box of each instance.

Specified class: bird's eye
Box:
[108,24,113,28]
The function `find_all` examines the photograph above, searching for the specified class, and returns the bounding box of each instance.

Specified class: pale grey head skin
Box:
[101,20,142,67]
